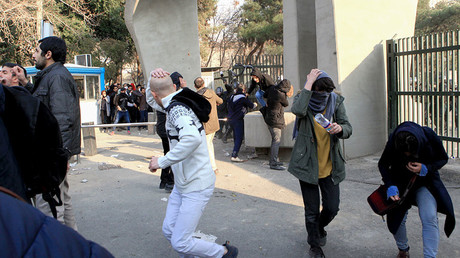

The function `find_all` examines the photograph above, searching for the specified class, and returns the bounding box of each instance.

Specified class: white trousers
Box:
[35,175,78,231]
[206,132,217,171]
[162,185,225,258]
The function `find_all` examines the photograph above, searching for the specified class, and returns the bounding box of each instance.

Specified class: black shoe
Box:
[165,183,174,193]
[270,165,286,170]
[319,230,327,247]
[159,181,166,189]
[309,246,325,258]
[275,161,284,166]
[222,241,238,258]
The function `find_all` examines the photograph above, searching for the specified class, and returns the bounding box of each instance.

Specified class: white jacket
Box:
[148,89,215,193]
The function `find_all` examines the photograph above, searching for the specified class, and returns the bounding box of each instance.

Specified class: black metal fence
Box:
[213,54,283,90]
[387,30,460,157]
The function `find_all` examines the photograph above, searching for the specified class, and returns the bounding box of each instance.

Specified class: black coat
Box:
[27,62,81,156]
[378,121,455,237]
[263,79,290,129]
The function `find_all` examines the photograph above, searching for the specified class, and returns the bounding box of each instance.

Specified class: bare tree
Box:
[0,0,96,65]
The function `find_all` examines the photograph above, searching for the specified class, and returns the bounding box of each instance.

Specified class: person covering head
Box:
[0,63,27,86]
[308,70,337,121]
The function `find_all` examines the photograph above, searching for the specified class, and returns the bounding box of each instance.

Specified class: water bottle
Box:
[314,113,332,132]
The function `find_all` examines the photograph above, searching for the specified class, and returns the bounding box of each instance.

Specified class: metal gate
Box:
[387,30,460,157]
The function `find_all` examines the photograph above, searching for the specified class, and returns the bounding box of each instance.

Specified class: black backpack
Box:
[2,86,68,218]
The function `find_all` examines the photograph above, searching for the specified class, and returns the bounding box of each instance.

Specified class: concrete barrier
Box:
[82,122,97,156]
[244,111,297,148]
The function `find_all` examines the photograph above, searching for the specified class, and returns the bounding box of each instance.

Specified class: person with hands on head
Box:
[288,68,352,258]
[147,68,238,258]
[378,121,455,258]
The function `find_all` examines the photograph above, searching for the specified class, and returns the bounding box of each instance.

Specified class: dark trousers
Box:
[110,107,117,123]
[160,136,174,184]
[230,119,244,158]
[100,110,110,130]
[299,176,340,248]
[127,106,138,123]
[139,110,148,129]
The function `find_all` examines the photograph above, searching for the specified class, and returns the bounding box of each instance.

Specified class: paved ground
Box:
[68,129,460,257]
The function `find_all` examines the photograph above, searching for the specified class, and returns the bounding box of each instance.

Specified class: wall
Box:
[124,0,201,86]
[284,0,418,158]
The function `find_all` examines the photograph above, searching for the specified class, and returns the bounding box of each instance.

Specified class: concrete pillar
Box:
[283,0,418,158]
[82,122,97,156]
[124,0,201,85]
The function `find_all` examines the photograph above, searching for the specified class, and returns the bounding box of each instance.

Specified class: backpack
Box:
[2,86,68,218]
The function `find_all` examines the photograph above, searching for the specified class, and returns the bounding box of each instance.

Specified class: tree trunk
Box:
[246,43,262,64]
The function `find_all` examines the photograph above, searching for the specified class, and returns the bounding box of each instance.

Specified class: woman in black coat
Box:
[263,79,292,170]
[378,121,455,258]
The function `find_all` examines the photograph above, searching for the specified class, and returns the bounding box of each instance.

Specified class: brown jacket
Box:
[197,87,223,134]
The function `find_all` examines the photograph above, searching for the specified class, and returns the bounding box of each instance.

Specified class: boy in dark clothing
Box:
[111,87,131,135]
[247,68,275,107]
[227,83,257,162]
[263,79,293,170]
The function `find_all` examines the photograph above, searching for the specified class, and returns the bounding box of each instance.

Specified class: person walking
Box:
[378,121,455,258]
[288,69,352,258]
[227,83,257,162]
[262,79,293,170]
[17,36,81,231]
[194,77,223,174]
[148,68,238,258]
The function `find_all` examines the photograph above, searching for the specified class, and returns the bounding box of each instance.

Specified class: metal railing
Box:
[387,30,460,157]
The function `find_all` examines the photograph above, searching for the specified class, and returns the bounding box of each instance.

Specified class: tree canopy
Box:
[0,0,135,85]
[415,0,460,35]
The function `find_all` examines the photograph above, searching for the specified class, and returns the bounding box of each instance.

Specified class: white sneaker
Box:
[231,157,245,162]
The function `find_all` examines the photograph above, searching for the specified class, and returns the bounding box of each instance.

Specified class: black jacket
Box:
[27,62,81,156]
[1,85,68,201]
[378,121,455,237]
[0,86,28,200]
[115,92,130,112]
[248,68,275,95]
[263,79,290,129]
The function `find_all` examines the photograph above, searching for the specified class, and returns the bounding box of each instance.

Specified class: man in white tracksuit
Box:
[147,68,238,258]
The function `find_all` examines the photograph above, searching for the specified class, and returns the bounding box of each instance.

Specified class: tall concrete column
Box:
[283,0,418,158]
[124,0,201,85]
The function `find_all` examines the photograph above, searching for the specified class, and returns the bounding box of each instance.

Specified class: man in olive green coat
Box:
[288,69,352,258]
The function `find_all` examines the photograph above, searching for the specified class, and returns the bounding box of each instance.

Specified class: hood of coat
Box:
[276,79,291,93]
[392,121,428,157]
[172,88,211,123]
[250,67,264,79]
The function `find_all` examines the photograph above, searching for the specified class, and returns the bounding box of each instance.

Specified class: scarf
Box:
[292,92,338,139]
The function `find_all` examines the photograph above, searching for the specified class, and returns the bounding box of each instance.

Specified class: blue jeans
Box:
[393,187,439,258]
[113,110,131,131]
[139,110,148,123]
[230,119,244,158]
[255,89,266,107]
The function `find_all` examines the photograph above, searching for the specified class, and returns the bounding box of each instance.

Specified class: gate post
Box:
[82,122,97,156]
[387,39,398,134]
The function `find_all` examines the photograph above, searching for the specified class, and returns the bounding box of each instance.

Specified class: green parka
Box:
[288,89,352,185]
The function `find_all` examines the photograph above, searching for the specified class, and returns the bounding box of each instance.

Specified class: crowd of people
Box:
[0,35,456,258]
[97,82,148,135]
